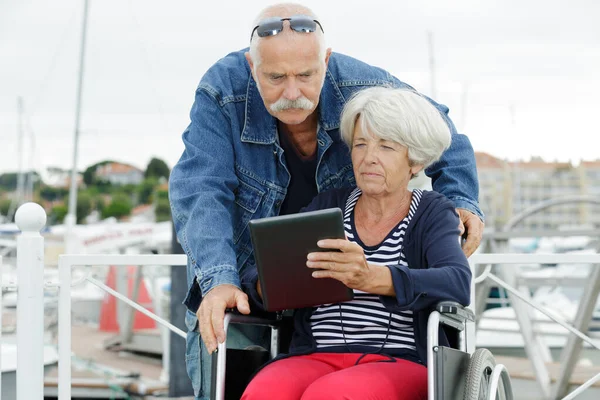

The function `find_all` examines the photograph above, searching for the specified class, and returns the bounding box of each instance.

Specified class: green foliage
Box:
[39,186,68,202]
[155,197,172,222]
[145,158,170,180]
[154,188,171,222]
[50,204,68,224]
[84,186,100,196]
[0,199,12,217]
[83,160,115,185]
[95,196,106,214]
[0,173,17,190]
[121,184,137,196]
[5,161,173,225]
[155,189,169,201]
[76,191,93,223]
[137,178,158,204]
[94,179,113,194]
[102,193,132,219]
[83,167,94,186]
[0,171,41,190]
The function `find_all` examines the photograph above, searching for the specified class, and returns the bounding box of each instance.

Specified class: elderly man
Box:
[169,3,483,399]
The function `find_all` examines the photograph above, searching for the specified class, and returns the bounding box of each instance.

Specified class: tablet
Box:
[249,208,354,311]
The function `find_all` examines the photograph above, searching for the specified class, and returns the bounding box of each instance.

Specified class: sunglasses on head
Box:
[250,15,324,41]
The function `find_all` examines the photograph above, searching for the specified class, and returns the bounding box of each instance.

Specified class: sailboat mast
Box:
[427,31,436,99]
[65,0,89,248]
[6,97,25,221]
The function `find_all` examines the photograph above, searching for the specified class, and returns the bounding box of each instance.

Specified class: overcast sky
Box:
[0,0,598,174]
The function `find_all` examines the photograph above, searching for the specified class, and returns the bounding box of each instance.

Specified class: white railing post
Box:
[1,254,3,399]
[15,203,47,400]
[58,256,72,400]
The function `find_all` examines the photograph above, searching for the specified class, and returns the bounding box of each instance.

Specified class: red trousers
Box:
[242,352,427,400]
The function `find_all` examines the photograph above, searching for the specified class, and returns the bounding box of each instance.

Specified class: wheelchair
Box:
[209,301,513,400]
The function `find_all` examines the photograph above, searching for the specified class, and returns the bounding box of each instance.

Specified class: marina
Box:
[2,210,600,398]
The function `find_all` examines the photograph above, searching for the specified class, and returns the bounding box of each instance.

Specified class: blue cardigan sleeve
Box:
[381,201,472,312]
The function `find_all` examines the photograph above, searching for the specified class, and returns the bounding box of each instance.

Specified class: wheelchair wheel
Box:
[464,348,498,400]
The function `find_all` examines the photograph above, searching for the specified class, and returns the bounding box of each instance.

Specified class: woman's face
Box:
[351,117,423,198]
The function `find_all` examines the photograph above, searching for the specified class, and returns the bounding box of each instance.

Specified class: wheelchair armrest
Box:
[213,312,283,400]
[433,301,474,333]
[223,311,282,332]
[435,301,475,323]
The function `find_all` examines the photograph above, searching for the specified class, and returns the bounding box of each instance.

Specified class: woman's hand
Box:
[307,239,394,296]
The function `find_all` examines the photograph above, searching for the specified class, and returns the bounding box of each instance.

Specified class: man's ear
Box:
[245,52,256,80]
[324,48,332,67]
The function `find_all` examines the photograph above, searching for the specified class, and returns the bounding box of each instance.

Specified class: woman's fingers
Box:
[316,239,360,252]
[306,260,338,270]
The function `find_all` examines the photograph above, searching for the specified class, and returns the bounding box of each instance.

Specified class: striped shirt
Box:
[310,188,422,357]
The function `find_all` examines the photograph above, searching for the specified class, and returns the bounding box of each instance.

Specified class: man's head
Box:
[245,3,332,126]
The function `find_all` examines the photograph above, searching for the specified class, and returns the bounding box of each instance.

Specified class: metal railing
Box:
[0,254,3,398]
[470,254,600,400]
[57,254,187,399]
[3,203,189,400]
[5,202,600,399]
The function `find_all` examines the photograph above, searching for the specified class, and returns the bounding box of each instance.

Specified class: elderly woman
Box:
[241,87,471,400]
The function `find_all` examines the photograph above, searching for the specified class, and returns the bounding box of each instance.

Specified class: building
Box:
[476,152,598,230]
[579,160,600,227]
[95,162,144,186]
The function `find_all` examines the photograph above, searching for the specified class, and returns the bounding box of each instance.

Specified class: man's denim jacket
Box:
[169,49,482,321]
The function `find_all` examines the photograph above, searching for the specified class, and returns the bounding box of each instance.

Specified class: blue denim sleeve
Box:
[169,87,241,296]
[424,101,484,221]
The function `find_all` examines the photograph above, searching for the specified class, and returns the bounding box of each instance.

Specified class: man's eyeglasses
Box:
[250,15,324,41]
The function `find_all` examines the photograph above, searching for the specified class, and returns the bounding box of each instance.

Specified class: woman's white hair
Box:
[248,3,326,67]
[340,87,452,168]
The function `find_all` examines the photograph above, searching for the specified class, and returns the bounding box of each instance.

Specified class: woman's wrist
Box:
[367,264,395,296]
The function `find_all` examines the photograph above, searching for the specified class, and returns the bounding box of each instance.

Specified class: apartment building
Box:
[476,152,599,230]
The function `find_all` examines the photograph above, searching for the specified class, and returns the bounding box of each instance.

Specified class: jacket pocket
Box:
[233,178,265,244]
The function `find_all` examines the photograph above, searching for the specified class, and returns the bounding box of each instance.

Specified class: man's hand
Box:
[256,280,263,299]
[196,284,250,353]
[456,208,484,257]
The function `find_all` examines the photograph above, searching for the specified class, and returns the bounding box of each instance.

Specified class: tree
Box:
[95,196,106,214]
[40,186,68,202]
[145,158,170,180]
[76,191,93,223]
[50,204,68,224]
[83,160,115,185]
[82,166,95,186]
[0,171,41,191]
[155,188,171,222]
[120,184,138,197]
[102,194,132,219]
[0,173,18,190]
[137,178,158,204]
[0,199,12,217]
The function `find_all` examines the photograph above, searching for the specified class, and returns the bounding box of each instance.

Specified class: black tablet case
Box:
[249,208,354,311]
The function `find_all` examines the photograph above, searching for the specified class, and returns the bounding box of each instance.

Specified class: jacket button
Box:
[275,201,282,208]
